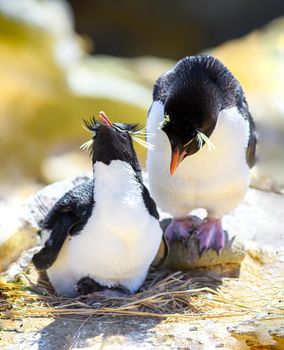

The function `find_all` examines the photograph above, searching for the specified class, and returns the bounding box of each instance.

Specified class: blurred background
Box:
[0,0,284,200]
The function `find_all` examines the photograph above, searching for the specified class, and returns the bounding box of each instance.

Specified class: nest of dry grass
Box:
[0,268,215,319]
[1,257,283,322]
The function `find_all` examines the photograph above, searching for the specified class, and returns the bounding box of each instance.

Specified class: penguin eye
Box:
[160,115,170,129]
[120,132,127,138]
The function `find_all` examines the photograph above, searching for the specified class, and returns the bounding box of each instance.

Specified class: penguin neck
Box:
[93,160,140,201]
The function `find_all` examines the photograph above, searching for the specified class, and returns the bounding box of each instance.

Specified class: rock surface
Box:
[0,203,37,272]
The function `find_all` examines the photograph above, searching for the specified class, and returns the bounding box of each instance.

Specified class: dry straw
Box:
[1,264,283,322]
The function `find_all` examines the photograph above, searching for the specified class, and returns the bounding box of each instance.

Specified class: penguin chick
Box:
[33,112,163,297]
[146,55,257,255]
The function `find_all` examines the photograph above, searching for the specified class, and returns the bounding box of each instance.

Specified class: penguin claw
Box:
[164,216,225,256]
[195,218,225,256]
[164,217,195,242]
[76,277,103,295]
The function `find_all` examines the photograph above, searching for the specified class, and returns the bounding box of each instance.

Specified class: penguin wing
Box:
[141,184,169,267]
[32,179,94,270]
[141,184,159,220]
[236,89,257,168]
[246,113,257,168]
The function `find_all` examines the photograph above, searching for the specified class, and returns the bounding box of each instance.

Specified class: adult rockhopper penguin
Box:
[32,112,163,297]
[146,55,257,255]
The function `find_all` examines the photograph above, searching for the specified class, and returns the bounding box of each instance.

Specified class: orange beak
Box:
[170,147,186,176]
[98,111,113,127]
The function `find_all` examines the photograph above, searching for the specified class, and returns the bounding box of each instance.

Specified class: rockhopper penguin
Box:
[146,55,257,254]
[32,112,163,297]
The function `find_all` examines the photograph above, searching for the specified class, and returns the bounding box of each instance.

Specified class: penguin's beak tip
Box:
[170,147,186,176]
[98,111,113,127]
[170,167,176,176]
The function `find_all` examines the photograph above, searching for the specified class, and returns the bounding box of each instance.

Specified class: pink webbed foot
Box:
[195,218,225,255]
[164,217,195,242]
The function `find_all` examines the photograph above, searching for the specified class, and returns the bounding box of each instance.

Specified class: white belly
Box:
[147,101,250,218]
[47,161,162,296]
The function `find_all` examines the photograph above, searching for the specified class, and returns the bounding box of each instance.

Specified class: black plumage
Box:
[32,180,94,270]
[152,55,257,166]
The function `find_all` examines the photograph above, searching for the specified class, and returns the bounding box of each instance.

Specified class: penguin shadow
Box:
[34,272,160,349]
[37,313,159,350]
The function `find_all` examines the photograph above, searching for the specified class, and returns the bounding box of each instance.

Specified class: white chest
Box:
[147,101,250,217]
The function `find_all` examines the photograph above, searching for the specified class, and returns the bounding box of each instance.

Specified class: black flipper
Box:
[246,115,257,168]
[32,180,94,270]
[140,180,167,268]
[32,211,80,270]
[236,89,257,168]
[141,184,159,220]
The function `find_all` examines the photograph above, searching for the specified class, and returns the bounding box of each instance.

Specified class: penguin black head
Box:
[159,55,239,175]
[82,111,143,173]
